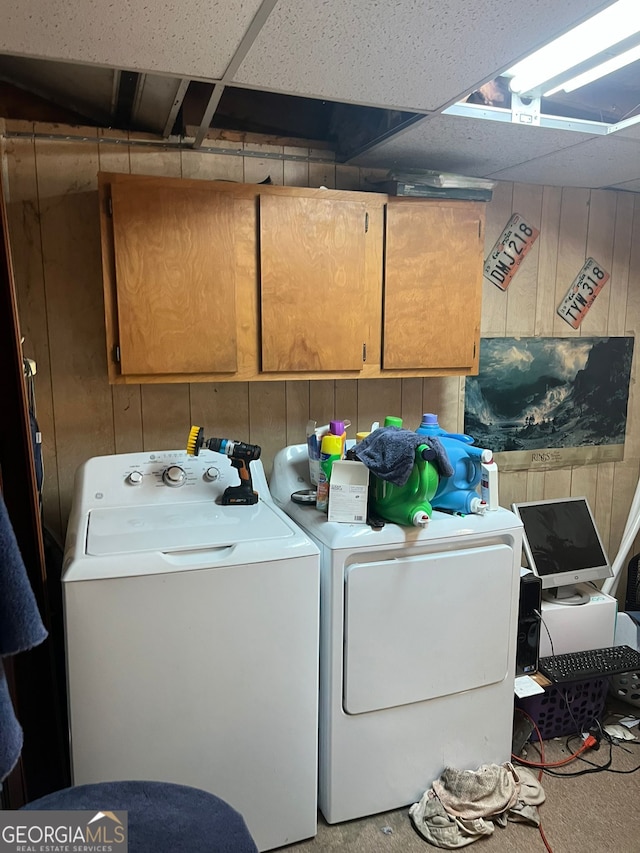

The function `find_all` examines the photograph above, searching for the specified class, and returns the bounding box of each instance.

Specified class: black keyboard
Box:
[538,645,640,684]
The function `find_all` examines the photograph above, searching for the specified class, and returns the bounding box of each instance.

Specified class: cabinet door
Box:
[383,200,484,371]
[111,181,238,375]
[259,194,369,372]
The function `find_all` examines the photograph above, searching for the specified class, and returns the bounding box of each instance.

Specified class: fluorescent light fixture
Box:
[544,42,640,95]
[506,0,640,96]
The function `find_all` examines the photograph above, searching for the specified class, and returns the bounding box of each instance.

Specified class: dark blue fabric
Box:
[0,492,47,781]
[0,492,47,656]
[0,660,23,782]
[22,781,258,853]
[353,427,453,486]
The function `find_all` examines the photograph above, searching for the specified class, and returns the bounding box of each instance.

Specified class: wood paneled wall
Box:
[3,119,640,602]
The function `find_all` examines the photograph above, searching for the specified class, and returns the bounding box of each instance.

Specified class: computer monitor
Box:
[511,497,613,606]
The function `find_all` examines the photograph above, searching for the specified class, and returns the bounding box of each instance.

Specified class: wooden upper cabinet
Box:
[99,173,485,383]
[109,179,239,376]
[259,194,369,372]
[383,199,484,372]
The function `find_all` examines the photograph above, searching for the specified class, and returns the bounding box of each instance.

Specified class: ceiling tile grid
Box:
[1,0,639,192]
[0,0,264,80]
[232,0,618,111]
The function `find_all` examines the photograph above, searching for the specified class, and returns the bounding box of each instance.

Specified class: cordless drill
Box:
[187,426,262,505]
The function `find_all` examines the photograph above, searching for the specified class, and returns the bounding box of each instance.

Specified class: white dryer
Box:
[270,444,523,825]
[63,448,320,852]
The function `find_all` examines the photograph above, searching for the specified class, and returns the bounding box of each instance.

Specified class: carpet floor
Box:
[281,701,640,853]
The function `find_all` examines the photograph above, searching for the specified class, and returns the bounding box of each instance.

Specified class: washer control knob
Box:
[127,471,143,486]
[163,465,186,487]
[204,466,220,482]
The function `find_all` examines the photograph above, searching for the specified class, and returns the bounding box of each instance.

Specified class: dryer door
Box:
[343,544,514,714]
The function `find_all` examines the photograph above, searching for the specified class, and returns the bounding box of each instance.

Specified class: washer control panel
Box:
[79,449,268,508]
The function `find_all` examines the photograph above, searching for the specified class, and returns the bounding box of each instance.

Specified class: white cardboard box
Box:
[539,584,618,656]
[328,461,369,524]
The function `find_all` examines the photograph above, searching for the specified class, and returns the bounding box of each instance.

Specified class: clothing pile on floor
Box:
[409,762,545,848]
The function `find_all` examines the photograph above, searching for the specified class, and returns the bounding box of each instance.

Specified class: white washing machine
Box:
[63,448,320,852]
[270,444,523,825]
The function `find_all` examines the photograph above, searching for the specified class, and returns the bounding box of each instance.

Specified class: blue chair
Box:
[22,780,258,853]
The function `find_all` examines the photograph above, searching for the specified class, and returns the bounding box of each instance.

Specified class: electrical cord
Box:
[514,735,597,768]
[541,718,640,777]
[534,609,554,657]
[511,709,554,853]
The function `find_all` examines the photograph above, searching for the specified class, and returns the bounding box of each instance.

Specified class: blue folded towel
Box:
[0,492,47,781]
[353,427,454,487]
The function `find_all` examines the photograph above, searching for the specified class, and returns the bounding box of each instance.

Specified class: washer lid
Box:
[85,499,295,555]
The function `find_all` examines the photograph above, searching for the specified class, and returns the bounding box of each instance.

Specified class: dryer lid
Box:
[85,499,295,555]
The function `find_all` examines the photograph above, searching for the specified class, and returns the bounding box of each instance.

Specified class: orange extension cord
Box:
[512,709,599,853]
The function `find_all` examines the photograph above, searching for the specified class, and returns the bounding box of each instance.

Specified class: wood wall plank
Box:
[130,143,181,178]
[500,471,527,514]
[34,131,114,529]
[534,186,562,336]
[249,382,287,478]
[336,379,358,439]
[423,377,464,433]
[4,134,62,537]
[285,380,310,446]
[400,378,424,433]
[570,464,598,506]
[141,384,191,450]
[309,380,336,429]
[609,459,640,595]
[283,146,309,188]
[356,379,401,433]
[506,183,543,336]
[607,192,634,336]
[190,383,250,440]
[595,461,615,554]
[543,468,572,499]
[181,140,244,182]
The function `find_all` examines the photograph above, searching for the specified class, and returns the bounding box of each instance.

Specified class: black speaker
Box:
[516,573,542,675]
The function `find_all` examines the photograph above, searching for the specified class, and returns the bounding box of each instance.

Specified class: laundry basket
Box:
[610,554,640,709]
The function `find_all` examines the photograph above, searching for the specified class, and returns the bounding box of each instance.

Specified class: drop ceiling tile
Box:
[0,0,263,79]
[487,135,640,187]
[0,55,115,124]
[607,178,640,191]
[233,0,618,111]
[612,119,640,140]
[348,113,600,177]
